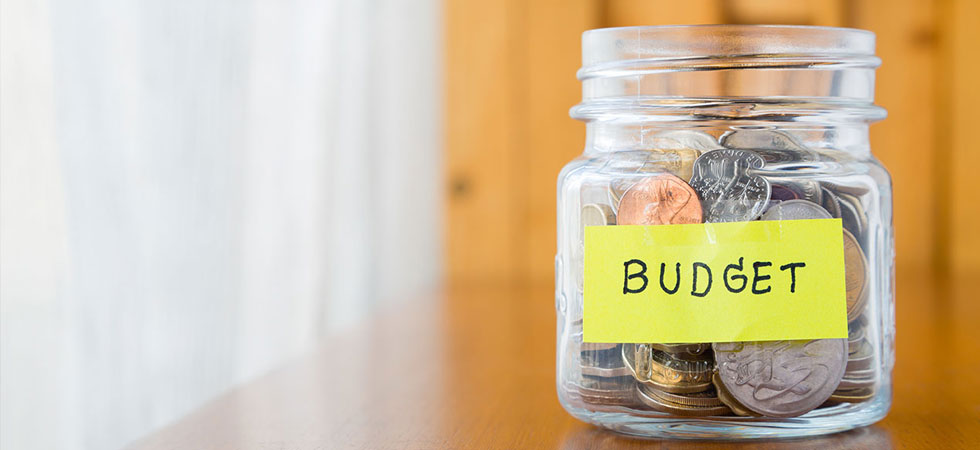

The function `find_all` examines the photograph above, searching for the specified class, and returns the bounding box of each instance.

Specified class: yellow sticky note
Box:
[583,219,848,343]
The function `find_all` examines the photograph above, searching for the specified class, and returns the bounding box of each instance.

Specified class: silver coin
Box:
[719,129,817,163]
[845,353,874,373]
[598,150,661,175]
[761,199,832,221]
[836,375,877,390]
[713,339,847,417]
[581,203,615,227]
[820,186,842,218]
[792,180,823,204]
[836,192,868,240]
[847,322,866,346]
[770,180,822,204]
[581,344,628,372]
[689,149,770,222]
[822,182,871,197]
[648,130,723,152]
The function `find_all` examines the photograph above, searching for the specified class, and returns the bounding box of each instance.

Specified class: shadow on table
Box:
[559,423,893,450]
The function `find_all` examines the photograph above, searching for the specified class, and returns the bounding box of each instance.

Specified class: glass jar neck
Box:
[573,25,885,156]
[584,120,872,157]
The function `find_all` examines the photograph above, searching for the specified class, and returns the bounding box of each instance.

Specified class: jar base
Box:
[561,391,890,440]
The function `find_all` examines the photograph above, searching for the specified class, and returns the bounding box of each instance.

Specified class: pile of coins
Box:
[568,129,878,418]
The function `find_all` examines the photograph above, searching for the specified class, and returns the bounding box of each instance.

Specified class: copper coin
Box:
[843,229,869,322]
[622,344,713,394]
[617,174,702,225]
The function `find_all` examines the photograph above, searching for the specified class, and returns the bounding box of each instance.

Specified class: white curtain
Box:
[0,0,442,448]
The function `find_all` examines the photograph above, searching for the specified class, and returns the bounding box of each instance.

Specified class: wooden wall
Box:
[445,0,980,285]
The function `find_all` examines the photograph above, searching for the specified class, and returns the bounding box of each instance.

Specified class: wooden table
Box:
[131,273,979,449]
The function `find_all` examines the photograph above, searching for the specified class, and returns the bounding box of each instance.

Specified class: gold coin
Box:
[635,384,731,417]
[636,377,713,394]
[650,343,712,359]
[638,383,724,408]
[623,344,714,394]
[711,372,760,417]
[843,229,869,322]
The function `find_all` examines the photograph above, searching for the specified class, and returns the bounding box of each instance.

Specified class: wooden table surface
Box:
[131,273,980,449]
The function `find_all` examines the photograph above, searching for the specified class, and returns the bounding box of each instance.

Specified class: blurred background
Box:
[2,0,978,449]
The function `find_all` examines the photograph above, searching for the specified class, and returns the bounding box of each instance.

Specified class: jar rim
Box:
[582,25,877,68]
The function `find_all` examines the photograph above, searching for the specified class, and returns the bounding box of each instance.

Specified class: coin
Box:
[822,182,871,198]
[581,344,632,378]
[650,343,712,359]
[635,384,732,416]
[576,375,638,406]
[827,387,875,404]
[836,375,877,390]
[639,384,725,408]
[713,339,847,417]
[623,344,714,394]
[688,149,770,222]
[719,129,816,163]
[769,180,822,205]
[581,365,633,378]
[581,203,615,227]
[795,180,823,204]
[641,149,702,181]
[848,316,867,344]
[843,229,869,322]
[821,186,842,218]
[648,130,723,152]
[712,372,761,417]
[598,150,658,175]
[617,174,703,225]
[846,340,874,372]
[643,130,723,180]
[770,184,800,202]
[837,192,868,240]
[761,199,833,221]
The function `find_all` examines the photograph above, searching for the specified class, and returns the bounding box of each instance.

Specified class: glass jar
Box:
[556,25,893,439]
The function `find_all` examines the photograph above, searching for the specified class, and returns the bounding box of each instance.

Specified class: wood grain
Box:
[446,0,979,285]
[445,0,523,283]
[944,0,980,274]
[129,272,980,449]
[851,0,939,273]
